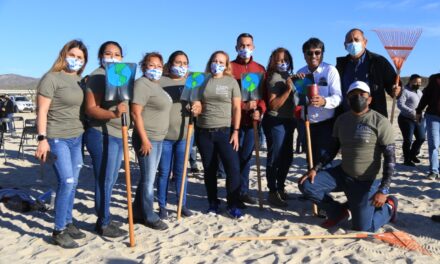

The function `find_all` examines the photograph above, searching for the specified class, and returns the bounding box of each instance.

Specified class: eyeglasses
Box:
[306,50,322,57]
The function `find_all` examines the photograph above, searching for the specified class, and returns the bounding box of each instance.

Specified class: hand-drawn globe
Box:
[107,63,132,87]
[242,73,261,92]
[185,72,206,89]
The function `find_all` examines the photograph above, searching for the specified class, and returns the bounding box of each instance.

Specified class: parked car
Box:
[10,95,35,113]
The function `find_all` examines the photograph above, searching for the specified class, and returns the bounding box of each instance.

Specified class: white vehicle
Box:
[10,95,35,113]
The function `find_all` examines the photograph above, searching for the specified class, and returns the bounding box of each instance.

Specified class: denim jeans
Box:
[299,165,392,232]
[239,126,255,195]
[85,128,123,227]
[6,113,14,132]
[157,137,194,209]
[262,115,295,192]
[195,127,240,207]
[398,114,426,162]
[132,132,163,223]
[48,135,83,231]
[309,118,334,166]
[426,114,440,174]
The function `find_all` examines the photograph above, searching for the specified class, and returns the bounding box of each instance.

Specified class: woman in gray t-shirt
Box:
[84,41,128,238]
[131,52,172,230]
[192,50,243,219]
[35,40,88,249]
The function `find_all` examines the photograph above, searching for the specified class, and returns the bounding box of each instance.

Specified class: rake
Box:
[373,28,422,123]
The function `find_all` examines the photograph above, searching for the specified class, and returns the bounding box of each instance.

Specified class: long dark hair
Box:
[98,41,123,65]
[164,50,189,76]
[266,47,293,82]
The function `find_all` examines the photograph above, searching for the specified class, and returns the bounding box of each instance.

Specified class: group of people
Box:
[32,28,440,249]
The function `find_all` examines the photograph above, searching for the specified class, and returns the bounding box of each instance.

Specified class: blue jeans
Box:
[48,135,83,231]
[85,128,123,227]
[299,165,392,232]
[426,114,440,174]
[309,118,334,166]
[239,126,255,195]
[6,113,14,132]
[398,115,426,162]
[132,132,163,223]
[262,115,295,192]
[157,137,194,209]
[195,127,240,207]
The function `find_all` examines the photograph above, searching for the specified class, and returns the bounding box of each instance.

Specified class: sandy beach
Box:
[1,106,440,264]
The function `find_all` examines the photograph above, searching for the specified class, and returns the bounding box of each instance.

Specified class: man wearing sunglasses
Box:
[297,37,342,166]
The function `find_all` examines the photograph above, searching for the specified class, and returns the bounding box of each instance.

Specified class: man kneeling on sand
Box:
[298,81,398,232]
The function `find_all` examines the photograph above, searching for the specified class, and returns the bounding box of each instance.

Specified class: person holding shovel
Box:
[157,50,193,219]
[84,41,127,238]
[131,52,172,230]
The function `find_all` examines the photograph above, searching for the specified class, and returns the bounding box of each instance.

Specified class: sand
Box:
[1,108,440,264]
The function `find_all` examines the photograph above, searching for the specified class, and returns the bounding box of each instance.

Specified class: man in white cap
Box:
[298,81,398,232]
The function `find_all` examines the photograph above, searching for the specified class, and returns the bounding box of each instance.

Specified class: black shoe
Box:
[97,224,126,238]
[159,207,168,220]
[181,207,193,217]
[52,230,79,248]
[145,219,168,230]
[109,220,123,228]
[240,194,257,205]
[428,172,439,180]
[403,161,416,167]
[267,192,288,208]
[431,215,440,222]
[411,156,421,163]
[278,190,290,201]
[236,200,247,209]
[65,223,86,239]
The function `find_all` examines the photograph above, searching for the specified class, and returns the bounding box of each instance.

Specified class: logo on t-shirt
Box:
[318,77,328,86]
[354,123,374,143]
[215,85,229,96]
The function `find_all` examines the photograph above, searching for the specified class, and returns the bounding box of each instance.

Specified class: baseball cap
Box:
[347,81,370,95]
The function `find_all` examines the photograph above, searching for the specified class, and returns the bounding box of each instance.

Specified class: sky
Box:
[1,0,439,79]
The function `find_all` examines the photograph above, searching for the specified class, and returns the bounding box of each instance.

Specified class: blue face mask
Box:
[345,41,364,57]
[211,63,225,75]
[65,57,84,72]
[101,57,121,65]
[277,62,289,72]
[145,68,162,80]
[238,48,253,59]
[170,66,188,77]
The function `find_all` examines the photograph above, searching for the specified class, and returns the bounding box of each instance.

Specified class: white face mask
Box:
[238,48,253,59]
[345,41,364,57]
[101,57,121,65]
[65,57,84,72]
[145,68,163,80]
[170,65,188,77]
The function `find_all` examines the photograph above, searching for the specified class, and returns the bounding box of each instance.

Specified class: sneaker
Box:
[181,207,193,217]
[145,219,168,230]
[240,194,257,205]
[65,223,86,239]
[321,208,350,228]
[403,160,416,167]
[431,215,440,223]
[386,195,398,223]
[411,156,421,163]
[227,207,244,220]
[97,224,126,238]
[159,207,168,220]
[207,202,220,215]
[428,172,439,180]
[52,230,79,248]
[278,190,290,201]
[267,192,288,208]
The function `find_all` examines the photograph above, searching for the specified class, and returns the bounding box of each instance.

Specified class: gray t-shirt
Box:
[86,67,130,138]
[267,72,296,119]
[132,77,172,141]
[37,71,84,139]
[160,76,190,141]
[197,76,241,129]
[333,110,394,181]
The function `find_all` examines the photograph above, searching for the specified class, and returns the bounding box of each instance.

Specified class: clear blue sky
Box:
[1,0,439,78]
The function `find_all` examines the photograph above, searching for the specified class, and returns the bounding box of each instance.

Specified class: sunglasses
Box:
[306,50,322,57]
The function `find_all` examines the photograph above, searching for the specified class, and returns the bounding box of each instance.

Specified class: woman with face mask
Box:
[397,74,426,167]
[35,40,88,248]
[156,50,193,219]
[262,47,298,208]
[191,50,243,219]
[84,41,127,238]
[131,52,172,230]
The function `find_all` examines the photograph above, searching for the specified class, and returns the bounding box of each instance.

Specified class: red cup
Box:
[307,84,318,99]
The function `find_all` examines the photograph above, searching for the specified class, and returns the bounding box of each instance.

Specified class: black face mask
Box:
[411,85,420,90]
[348,94,368,113]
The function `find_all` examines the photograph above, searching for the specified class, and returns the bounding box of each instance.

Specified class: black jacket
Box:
[336,49,397,117]
[416,73,440,117]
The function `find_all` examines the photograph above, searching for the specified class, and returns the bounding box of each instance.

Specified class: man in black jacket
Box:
[336,28,399,118]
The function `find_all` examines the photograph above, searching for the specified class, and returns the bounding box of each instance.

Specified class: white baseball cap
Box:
[347,81,370,95]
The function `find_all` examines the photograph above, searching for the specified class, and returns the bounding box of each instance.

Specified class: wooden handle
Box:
[253,120,263,210]
[212,233,369,242]
[122,124,135,247]
[177,124,194,220]
[305,119,319,216]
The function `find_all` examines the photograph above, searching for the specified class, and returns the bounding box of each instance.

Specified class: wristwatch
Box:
[378,187,390,195]
[37,135,47,141]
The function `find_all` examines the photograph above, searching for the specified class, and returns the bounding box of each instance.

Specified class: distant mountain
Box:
[0,74,40,90]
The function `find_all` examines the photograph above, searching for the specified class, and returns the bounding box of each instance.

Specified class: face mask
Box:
[65,57,84,72]
[211,63,225,75]
[277,62,289,72]
[345,41,363,57]
[411,84,420,90]
[348,94,368,113]
[238,48,253,59]
[145,68,162,80]
[170,66,188,77]
[101,57,121,65]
